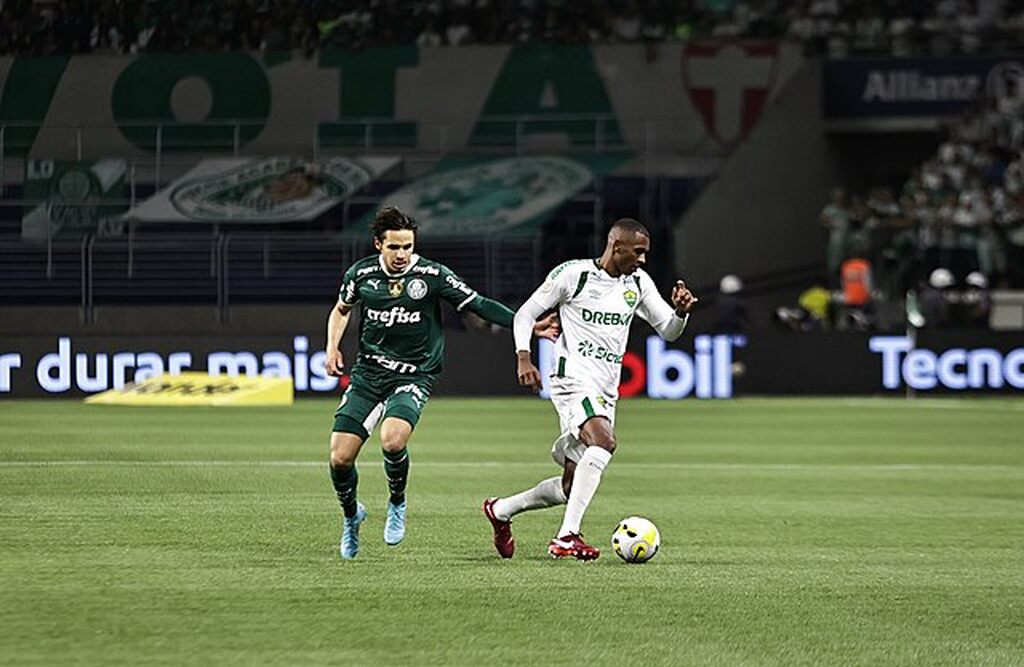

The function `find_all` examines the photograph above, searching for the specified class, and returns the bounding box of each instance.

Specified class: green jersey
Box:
[339,254,479,376]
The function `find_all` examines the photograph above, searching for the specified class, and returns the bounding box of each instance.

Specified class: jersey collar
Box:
[594,258,639,282]
[378,253,420,277]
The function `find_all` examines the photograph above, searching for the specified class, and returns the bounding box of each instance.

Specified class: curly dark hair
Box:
[370,206,418,241]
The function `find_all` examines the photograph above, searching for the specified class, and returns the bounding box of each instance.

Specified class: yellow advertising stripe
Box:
[83,372,293,406]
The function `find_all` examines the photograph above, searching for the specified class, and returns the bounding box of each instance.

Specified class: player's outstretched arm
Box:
[463,295,560,341]
[463,295,514,327]
[324,301,352,377]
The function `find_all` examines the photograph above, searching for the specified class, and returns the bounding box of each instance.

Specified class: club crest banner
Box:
[341,154,629,238]
[21,160,127,241]
[123,156,399,223]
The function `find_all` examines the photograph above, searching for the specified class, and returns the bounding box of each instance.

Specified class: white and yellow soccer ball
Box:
[611,516,660,563]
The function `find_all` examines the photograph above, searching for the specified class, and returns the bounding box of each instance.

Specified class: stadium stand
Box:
[1,0,1023,56]
[818,95,1024,303]
[3,1,1024,332]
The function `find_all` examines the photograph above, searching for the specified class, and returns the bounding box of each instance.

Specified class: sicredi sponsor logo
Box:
[869,336,1024,390]
[539,335,744,399]
[1,336,335,394]
[364,306,423,326]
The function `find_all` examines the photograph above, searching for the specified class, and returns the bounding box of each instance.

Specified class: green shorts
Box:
[332,365,436,440]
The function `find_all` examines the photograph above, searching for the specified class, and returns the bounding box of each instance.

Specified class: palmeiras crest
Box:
[682,41,779,147]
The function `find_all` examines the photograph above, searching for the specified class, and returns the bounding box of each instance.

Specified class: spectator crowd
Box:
[820,94,1024,294]
[816,89,1023,330]
[2,0,1023,57]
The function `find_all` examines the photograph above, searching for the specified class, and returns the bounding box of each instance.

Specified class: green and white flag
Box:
[124,156,399,223]
[21,160,127,241]
[341,154,630,239]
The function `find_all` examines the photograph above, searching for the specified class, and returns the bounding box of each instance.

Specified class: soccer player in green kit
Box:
[325,206,557,559]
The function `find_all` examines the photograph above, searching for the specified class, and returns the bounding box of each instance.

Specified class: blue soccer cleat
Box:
[339,502,367,559]
[384,499,407,546]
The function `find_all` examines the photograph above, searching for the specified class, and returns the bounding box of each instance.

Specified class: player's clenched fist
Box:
[671,280,698,315]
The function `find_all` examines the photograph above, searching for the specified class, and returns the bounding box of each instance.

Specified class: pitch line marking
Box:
[834,398,1024,411]
[0,461,1020,472]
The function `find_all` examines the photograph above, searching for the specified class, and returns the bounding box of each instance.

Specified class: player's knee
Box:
[330,448,356,467]
[590,435,616,454]
[580,418,615,454]
[329,440,358,467]
[379,432,408,453]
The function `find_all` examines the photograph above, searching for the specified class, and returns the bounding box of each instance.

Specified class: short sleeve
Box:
[530,261,578,311]
[438,264,479,311]
[339,265,360,306]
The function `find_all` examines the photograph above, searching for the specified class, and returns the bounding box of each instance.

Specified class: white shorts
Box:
[548,378,616,467]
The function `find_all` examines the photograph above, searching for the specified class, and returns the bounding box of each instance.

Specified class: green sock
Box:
[382,448,409,506]
[329,464,359,518]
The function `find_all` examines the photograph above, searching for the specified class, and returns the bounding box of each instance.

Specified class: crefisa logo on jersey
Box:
[364,306,422,327]
[407,278,428,300]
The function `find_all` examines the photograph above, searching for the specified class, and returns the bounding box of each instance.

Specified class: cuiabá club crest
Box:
[682,41,779,147]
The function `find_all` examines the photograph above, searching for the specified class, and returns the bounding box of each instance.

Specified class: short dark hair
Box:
[609,217,650,238]
[371,206,418,240]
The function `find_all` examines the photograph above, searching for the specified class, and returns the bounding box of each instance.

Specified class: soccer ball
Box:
[611,516,660,563]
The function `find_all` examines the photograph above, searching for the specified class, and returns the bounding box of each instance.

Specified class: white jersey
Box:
[515,259,687,401]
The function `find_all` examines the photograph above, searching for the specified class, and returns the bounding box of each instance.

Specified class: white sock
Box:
[492,476,566,521]
[557,447,612,537]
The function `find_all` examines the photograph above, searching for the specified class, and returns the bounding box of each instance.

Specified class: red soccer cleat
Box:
[482,497,515,559]
[548,533,600,561]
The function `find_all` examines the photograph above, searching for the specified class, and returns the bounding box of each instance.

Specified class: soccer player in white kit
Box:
[483,218,699,560]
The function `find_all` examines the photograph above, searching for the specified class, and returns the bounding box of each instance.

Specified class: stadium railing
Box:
[0,229,547,322]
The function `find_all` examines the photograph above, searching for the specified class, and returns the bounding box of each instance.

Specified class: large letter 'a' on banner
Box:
[470,45,624,148]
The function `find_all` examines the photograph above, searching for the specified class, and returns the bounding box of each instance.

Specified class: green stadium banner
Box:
[341,154,630,239]
[21,159,127,241]
[122,156,399,223]
[0,45,803,159]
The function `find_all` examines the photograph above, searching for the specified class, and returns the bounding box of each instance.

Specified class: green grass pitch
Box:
[1,397,1023,666]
